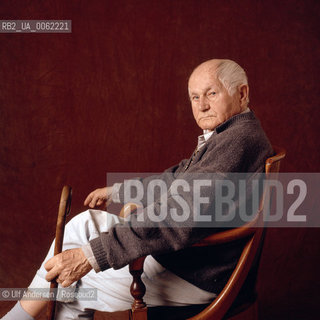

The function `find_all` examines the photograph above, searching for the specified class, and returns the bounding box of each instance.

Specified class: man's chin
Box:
[198,120,218,131]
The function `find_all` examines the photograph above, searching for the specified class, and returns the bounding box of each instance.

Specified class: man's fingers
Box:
[84,192,94,206]
[44,248,93,287]
[84,191,102,207]
[84,188,109,208]
[44,256,56,271]
[45,267,59,282]
[61,279,72,288]
[96,199,103,206]
[89,196,98,208]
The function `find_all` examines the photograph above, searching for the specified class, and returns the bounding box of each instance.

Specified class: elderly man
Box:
[2,59,272,320]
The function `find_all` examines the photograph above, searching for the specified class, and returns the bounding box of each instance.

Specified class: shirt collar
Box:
[197,131,213,150]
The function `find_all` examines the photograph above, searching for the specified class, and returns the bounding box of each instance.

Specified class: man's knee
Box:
[64,209,113,243]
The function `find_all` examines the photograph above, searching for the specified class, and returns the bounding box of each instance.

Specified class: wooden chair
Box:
[111,146,286,320]
[48,147,285,320]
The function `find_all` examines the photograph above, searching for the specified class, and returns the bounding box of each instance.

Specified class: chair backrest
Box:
[128,146,286,320]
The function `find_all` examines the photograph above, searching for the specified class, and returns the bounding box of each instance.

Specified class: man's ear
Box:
[238,84,249,107]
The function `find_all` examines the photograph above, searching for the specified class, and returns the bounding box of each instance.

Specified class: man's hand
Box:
[44,248,92,287]
[84,186,113,208]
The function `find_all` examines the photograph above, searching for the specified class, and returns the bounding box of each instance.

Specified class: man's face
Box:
[188,67,244,131]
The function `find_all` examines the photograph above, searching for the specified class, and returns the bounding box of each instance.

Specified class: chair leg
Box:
[129,257,147,320]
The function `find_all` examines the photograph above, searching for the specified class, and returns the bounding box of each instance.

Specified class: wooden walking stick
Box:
[46,185,72,320]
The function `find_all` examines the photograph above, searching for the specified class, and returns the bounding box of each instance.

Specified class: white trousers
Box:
[29,210,215,319]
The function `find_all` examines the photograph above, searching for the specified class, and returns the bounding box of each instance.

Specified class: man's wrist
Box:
[81,244,101,272]
[111,183,122,203]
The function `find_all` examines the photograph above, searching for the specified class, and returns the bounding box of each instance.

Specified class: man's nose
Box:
[199,96,210,111]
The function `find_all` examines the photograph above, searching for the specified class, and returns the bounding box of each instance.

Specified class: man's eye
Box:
[192,96,199,101]
[209,92,216,96]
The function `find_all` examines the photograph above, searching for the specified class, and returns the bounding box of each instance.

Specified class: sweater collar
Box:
[215,109,256,134]
[194,109,255,163]
[197,108,253,146]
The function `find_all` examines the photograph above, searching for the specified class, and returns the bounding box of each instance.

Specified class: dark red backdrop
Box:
[1,1,319,319]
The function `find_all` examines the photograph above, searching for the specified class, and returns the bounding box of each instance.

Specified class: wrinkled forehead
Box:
[188,65,222,93]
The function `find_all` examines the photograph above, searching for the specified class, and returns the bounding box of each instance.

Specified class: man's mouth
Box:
[200,116,215,120]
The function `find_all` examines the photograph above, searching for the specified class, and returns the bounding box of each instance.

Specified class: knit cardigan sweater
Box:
[90,111,273,293]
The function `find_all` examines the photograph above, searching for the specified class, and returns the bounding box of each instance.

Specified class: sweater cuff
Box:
[89,237,111,271]
[81,244,101,273]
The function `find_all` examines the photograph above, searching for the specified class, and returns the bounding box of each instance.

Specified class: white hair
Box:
[215,59,249,104]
